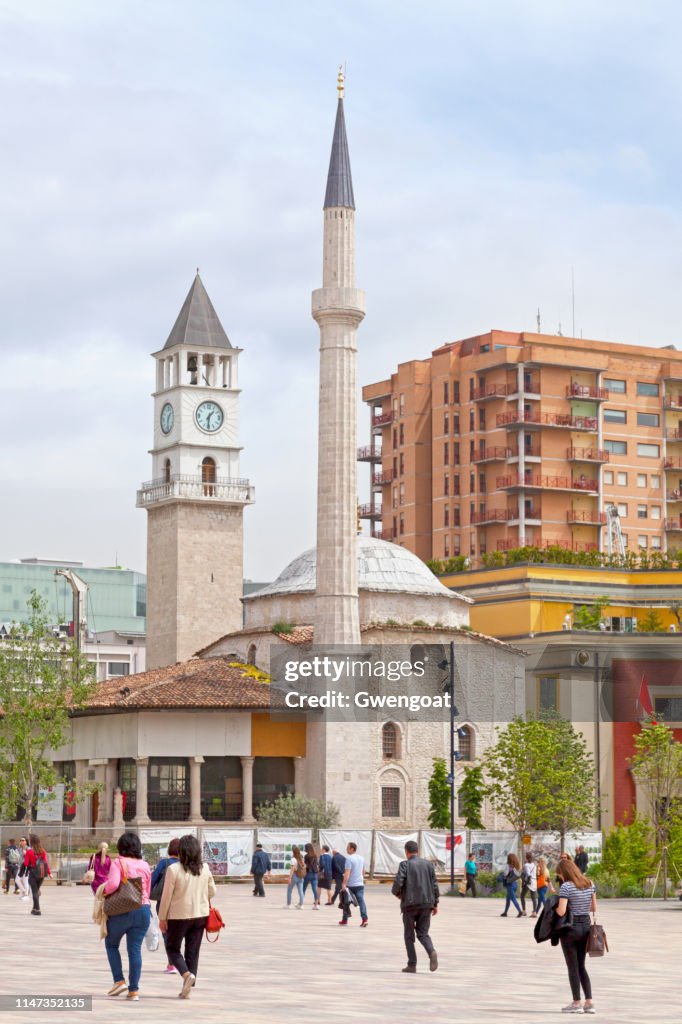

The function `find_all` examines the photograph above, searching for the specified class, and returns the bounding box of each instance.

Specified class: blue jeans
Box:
[287,876,304,906]
[303,872,318,902]
[343,885,367,921]
[537,885,548,909]
[105,905,152,992]
[503,883,521,914]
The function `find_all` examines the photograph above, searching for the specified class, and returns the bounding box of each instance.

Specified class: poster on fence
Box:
[256,829,312,873]
[529,832,603,866]
[202,829,255,877]
[36,784,64,822]
[469,831,519,874]
[319,830,373,868]
[566,832,602,865]
[421,831,466,873]
[373,831,418,875]
[138,828,197,866]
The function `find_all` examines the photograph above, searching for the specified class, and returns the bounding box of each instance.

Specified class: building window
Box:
[637,473,647,487]
[653,696,682,723]
[444,505,450,528]
[457,725,473,761]
[617,472,628,486]
[444,475,450,497]
[393,487,398,509]
[393,456,398,477]
[107,662,130,677]
[399,394,405,415]
[453,535,460,555]
[638,443,660,458]
[604,409,627,424]
[443,381,449,405]
[638,535,648,548]
[652,535,662,549]
[453,382,460,403]
[604,470,614,485]
[469,440,475,460]
[393,397,398,417]
[479,473,486,493]
[479,408,486,430]
[469,409,475,432]
[163,458,171,484]
[382,722,400,759]
[454,443,460,465]
[617,503,628,517]
[469,378,475,400]
[453,414,460,433]
[453,474,460,496]
[604,378,626,393]
[538,676,559,713]
[637,382,660,397]
[651,506,661,520]
[454,506,461,527]
[399,453,405,475]
[202,456,216,495]
[638,412,660,427]
[444,534,450,557]
[399,483,405,506]
[444,413,449,434]
[604,440,627,455]
[470,472,476,493]
[399,423,405,445]
[637,504,648,519]
[651,474,661,488]
[393,428,397,449]
[399,514,405,535]
[381,786,401,817]
[444,442,449,465]
[247,644,257,665]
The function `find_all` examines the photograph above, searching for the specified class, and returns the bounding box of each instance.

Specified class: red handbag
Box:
[205,903,225,943]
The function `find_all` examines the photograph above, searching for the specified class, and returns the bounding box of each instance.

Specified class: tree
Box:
[601,815,653,882]
[427,757,451,829]
[483,715,598,849]
[573,596,610,630]
[0,593,96,823]
[638,609,665,633]
[458,765,485,829]
[629,718,682,857]
[255,793,339,832]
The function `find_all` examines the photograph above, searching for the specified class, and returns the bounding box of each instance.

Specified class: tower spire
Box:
[323,69,355,211]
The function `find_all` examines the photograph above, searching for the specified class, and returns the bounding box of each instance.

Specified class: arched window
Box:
[163,459,171,484]
[457,725,473,761]
[382,722,400,760]
[247,644,257,666]
[202,457,216,496]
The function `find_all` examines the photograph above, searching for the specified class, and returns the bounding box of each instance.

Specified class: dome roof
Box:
[244,538,470,602]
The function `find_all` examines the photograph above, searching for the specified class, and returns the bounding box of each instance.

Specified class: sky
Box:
[2,0,682,581]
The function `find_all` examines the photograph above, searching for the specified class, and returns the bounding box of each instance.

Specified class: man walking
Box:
[463,851,477,897]
[250,843,271,897]
[392,840,439,974]
[3,839,21,894]
[575,845,589,873]
[340,842,368,927]
[331,847,346,904]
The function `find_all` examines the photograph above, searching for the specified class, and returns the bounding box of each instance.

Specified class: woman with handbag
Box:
[24,834,51,916]
[302,842,320,909]
[158,834,216,1000]
[284,846,305,909]
[102,832,152,1001]
[555,859,597,1014]
[318,845,334,905]
[500,853,523,917]
[150,838,180,975]
[84,842,111,894]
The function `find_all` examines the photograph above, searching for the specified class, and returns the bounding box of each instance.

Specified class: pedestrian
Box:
[3,838,21,894]
[574,845,589,873]
[536,857,555,911]
[158,834,216,1001]
[392,840,439,974]
[555,858,597,1014]
[285,846,305,909]
[318,845,333,905]
[24,834,51,916]
[500,853,522,917]
[87,842,112,895]
[250,843,272,897]
[102,831,152,1001]
[16,838,30,900]
[340,841,368,927]
[521,852,538,917]
[462,851,477,897]
[330,847,346,904]
[303,842,320,908]
[150,838,180,975]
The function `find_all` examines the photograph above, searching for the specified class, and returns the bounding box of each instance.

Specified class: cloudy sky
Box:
[2,0,682,581]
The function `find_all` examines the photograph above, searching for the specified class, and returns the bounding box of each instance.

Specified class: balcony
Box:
[566,383,608,401]
[374,528,394,541]
[496,474,598,493]
[667,490,682,502]
[567,447,609,463]
[472,445,510,463]
[665,456,682,469]
[473,384,508,401]
[136,474,254,509]
[496,412,598,431]
[471,508,514,525]
[665,429,682,441]
[567,509,607,525]
[357,445,382,462]
[664,396,682,410]
[371,412,394,428]
[496,411,543,429]
[372,471,393,487]
[665,519,682,532]
[358,503,382,521]
[505,382,541,399]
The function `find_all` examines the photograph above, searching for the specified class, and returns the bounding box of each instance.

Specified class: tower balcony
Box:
[471,445,510,463]
[470,508,514,525]
[357,445,382,462]
[566,509,607,525]
[358,503,382,521]
[472,384,508,401]
[566,383,608,401]
[371,411,394,428]
[496,474,598,494]
[567,447,610,463]
[136,474,255,509]
[664,518,682,532]
[374,528,394,541]
[663,395,682,410]
[666,490,682,502]
[372,470,393,487]
[498,412,598,431]
[665,429,682,441]
[496,411,542,429]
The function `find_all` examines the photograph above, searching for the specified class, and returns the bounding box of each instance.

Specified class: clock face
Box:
[160,402,174,435]
[195,400,224,433]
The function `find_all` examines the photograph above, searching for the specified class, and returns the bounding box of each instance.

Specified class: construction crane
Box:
[54,568,88,652]
[605,504,626,558]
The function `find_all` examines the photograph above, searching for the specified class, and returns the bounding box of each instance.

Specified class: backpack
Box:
[8,847,21,866]
[295,860,305,879]
[32,855,47,880]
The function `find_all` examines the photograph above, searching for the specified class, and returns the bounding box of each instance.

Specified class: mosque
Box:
[57,74,524,832]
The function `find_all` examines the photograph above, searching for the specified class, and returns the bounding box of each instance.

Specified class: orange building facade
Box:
[360,330,682,562]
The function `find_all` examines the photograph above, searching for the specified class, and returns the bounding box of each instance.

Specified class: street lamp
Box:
[439,641,463,896]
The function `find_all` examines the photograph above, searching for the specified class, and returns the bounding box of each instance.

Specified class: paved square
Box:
[3,883,681,1023]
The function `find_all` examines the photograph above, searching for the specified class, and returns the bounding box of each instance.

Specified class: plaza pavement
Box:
[3,882,681,1024]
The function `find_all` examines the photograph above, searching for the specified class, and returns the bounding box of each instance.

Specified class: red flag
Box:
[637,674,653,717]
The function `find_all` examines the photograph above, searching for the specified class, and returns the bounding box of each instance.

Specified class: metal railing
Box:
[136,474,254,507]
[567,447,610,462]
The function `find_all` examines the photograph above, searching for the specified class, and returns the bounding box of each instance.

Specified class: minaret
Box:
[312,68,365,647]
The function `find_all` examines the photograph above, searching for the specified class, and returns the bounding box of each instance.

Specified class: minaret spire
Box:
[312,75,365,647]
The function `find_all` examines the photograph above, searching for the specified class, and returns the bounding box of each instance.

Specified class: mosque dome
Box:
[245,537,469,602]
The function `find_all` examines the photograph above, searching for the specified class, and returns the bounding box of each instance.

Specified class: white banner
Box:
[373,831,418,875]
[255,829,312,874]
[138,827,197,866]
[318,830,373,869]
[36,784,64,822]
[528,832,603,866]
[469,831,519,874]
[421,830,466,873]
[565,832,602,865]
[202,829,255,878]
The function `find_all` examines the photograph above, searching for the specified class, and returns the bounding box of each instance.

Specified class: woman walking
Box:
[521,852,538,917]
[555,859,597,1014]
[158,835,216,1000]
[102,832,152,1001]
[87,842,111,895]
[24,835,51,916]
[285,846,305,909]
[151,838,180,975]
[318,845,333,905]
[500,854,522,917]
[536,857,555,911]
[303,842,320,908]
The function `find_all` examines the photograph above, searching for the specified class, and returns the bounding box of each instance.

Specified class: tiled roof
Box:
[78,657,287,713]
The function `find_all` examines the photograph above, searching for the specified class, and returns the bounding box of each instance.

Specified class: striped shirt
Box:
[559,880,594,915]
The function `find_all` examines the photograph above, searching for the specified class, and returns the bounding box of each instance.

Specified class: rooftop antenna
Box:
[557,322,563,337]
[536,308,542,332]
[571,266,576,337]
[337,64,345,99]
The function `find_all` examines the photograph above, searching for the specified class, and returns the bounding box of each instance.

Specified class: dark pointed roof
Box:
[323,98,355,210]
[163,273,232,350]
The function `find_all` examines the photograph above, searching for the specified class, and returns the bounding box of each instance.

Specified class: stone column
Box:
[100,759,117,824]
[240,756,256,824]
[293,756,305,796]
[135,757,151,825]
[190,756,205,823]
[113,787,125,832]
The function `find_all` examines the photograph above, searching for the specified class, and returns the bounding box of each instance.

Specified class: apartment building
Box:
[360,330,682,562]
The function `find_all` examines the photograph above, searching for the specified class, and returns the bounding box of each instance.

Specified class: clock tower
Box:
[137,273,255,669]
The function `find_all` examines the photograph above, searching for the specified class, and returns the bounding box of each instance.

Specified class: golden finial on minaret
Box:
[337,64,344,99]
